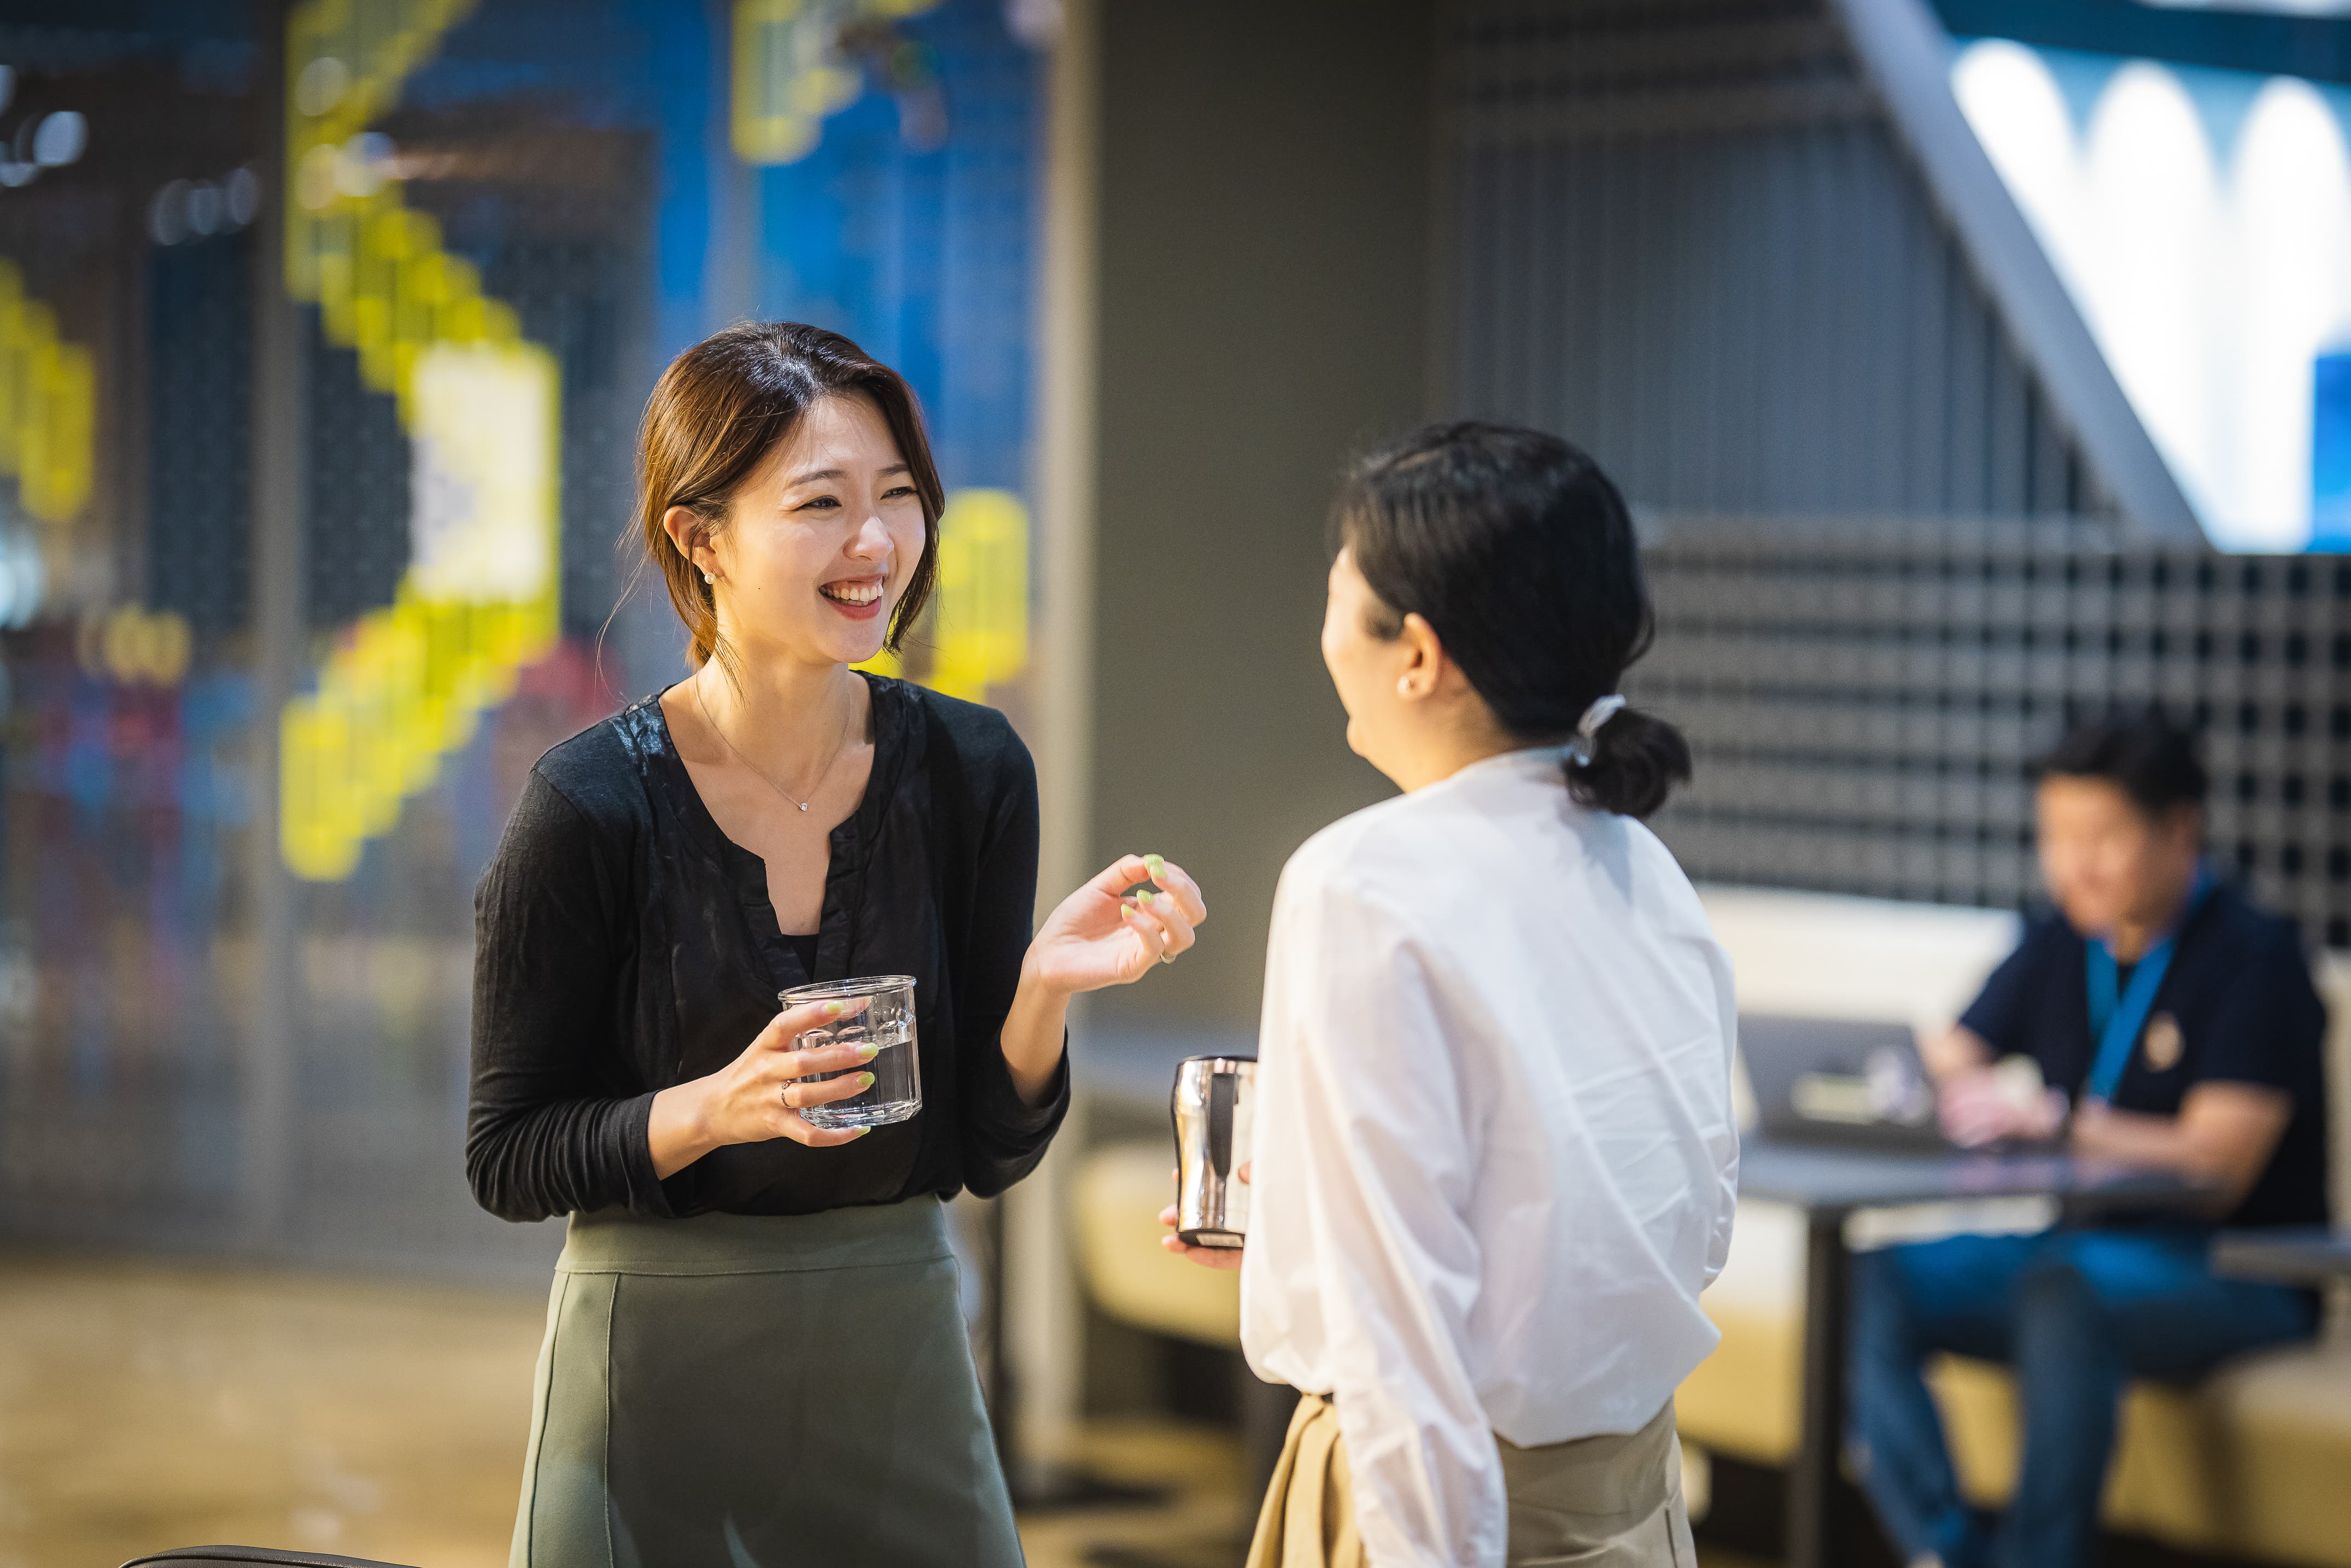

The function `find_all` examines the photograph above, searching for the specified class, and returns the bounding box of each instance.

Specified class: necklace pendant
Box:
[799,801,810,812]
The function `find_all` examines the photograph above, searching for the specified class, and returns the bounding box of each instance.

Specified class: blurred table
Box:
[2211,1226,2351,1286]
[1740,1139,2212,1568]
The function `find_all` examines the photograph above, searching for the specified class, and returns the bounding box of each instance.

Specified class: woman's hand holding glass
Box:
[648,997,884,1175]
[1024,853,1208,994]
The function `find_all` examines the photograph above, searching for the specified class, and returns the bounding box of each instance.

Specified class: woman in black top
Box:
[469,321,1205,1567]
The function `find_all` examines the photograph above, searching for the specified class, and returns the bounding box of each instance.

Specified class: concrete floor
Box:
[0,1254,543,1568]
[0,1254,1761,1568]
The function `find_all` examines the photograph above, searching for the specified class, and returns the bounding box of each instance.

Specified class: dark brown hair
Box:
[634,321,944,669]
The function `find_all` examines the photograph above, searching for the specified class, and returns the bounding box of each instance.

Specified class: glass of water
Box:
[780,975,921,1130]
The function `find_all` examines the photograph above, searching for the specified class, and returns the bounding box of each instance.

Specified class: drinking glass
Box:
[780,975,921,1130]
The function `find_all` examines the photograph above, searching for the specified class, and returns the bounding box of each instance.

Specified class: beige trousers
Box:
[1245,1394,1695,1568]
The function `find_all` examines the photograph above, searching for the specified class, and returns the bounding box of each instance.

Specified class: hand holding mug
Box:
[1160,1162,1249,1271]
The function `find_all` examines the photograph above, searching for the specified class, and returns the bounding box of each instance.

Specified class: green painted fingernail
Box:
[857,1072,876,1090]
[1137,889,1154,906]
[824,1001,844,1016]
[1145,853,1165,879]
[857,1042,880,1062]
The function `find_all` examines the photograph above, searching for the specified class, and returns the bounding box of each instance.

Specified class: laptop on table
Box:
[1741,1014,1954,1154]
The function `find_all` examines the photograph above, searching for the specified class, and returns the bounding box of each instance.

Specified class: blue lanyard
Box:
[2081,864,2213,1103]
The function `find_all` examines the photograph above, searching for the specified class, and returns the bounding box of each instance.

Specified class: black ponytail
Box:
[1330,422,1692,820]
[1567,707,1692,820]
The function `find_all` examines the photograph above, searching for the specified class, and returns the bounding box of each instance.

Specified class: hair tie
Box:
[1567,694,1626,765]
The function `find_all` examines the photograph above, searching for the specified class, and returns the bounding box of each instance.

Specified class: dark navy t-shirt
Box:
[1958,882,2331,1230]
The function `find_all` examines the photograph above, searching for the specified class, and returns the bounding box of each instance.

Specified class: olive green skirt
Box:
[509,1198,1022,1568]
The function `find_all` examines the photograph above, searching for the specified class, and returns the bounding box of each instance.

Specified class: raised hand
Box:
[1025,852,1208,996]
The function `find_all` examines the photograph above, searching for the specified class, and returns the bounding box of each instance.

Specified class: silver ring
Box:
[1160,952,1176,966]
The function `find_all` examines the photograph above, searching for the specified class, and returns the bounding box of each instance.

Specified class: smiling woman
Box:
[640,323,943,677]
[466,321,1207,1567]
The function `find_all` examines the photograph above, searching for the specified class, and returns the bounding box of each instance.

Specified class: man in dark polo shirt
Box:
[1847,710,2329,1568]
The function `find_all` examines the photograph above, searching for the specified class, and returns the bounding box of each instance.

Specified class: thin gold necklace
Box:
[693,675,856,815]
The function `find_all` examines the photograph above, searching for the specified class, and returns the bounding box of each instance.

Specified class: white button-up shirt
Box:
[1240,745,1741,1567]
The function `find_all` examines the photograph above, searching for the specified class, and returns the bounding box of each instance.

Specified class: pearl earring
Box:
[703,571,715,584]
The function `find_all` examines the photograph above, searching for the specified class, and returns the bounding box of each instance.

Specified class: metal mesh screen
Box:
[1634,519,2351,946]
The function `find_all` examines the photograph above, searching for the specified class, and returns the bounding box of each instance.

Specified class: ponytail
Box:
[1568,705,1691,821]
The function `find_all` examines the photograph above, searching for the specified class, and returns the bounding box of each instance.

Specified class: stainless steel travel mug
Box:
[1172,1054,1256,1249]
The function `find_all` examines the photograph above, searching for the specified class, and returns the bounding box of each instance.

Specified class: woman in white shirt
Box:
[1166,423,1741,1567]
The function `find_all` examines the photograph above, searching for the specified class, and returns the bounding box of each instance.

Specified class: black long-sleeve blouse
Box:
[465,676,1071,1224]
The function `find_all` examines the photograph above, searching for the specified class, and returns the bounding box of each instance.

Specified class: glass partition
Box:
[0,0,1047,1274]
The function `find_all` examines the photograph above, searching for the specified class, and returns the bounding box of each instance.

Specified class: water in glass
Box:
[781,974,921,1130]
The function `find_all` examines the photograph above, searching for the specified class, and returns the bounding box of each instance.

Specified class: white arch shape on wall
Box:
[2231,77,2351,548]
[2081,61,2228,534]
[1946,32,2351,551]
[1951,39,2092,290]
